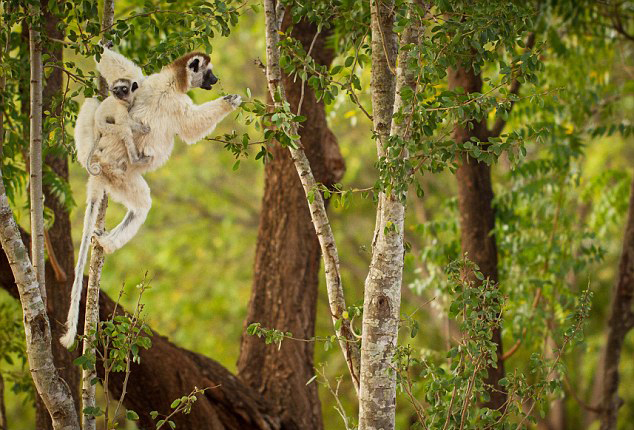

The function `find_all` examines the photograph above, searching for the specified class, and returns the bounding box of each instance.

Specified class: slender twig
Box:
[296,27,321,117]
[502,179,564,360]
[517,289,591,427]
[490,32,536,137]
[45,64,93,85]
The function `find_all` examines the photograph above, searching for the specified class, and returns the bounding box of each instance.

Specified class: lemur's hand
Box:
[93,230,116,254]
[131,153,153,165]
[223,94,242,109]
[98,39,114,49]
[140,124,151,134]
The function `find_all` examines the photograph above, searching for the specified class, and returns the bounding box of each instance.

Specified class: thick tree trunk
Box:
[358,1,406,429]
[0,248,281,430]
[448,66,507,410]
[600,178,634,430]
[237,16,343,430]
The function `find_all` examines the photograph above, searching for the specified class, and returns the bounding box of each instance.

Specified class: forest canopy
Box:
[0,0,633,429]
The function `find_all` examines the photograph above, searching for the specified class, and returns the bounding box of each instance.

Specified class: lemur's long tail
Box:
[60,193,101,348]
[74,98,100,172]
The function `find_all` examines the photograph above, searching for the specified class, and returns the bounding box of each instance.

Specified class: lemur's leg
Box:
[128,119,151,135]
[60,177,105,348]
[176,95,241,144]
[120,127,144,163]
[95,174,151,254]
[125,120,152,164]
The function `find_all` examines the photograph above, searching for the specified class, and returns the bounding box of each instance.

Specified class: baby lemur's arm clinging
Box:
[87,78,150,175]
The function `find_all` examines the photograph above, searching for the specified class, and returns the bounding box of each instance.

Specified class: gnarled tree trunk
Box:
[237,16,344,430]
[0,178,79,430]
[0,246,281,430]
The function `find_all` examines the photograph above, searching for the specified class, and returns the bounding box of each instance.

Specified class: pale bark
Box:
[262,0,360,390]
[81,3,115,427]
[0,177,79,428]
[358,2,416,429]
[237,17,340,429]
[81,197,107,430]
[29,1,46,303]
[600,178,634,430]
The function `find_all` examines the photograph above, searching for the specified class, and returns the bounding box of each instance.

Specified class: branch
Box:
[489,32,536,138]
[44,229,67,282]
[263,0,361,391]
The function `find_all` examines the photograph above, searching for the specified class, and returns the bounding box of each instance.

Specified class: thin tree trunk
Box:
[261,0,361,390]
[81,3,115,427]
[31,5,83,427]
[237,16,343,430]
[448,65,507,410]
[0,178,79,429]
[358,1,410,428]
[600,178,634,430]
[29,0,46,304]
[81,198,106,430]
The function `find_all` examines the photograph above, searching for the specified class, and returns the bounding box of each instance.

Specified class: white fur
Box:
[89,85,150,175]
[61,50,241,348]
[74,98,100,169]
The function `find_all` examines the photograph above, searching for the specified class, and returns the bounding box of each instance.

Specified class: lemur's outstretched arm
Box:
[177,95,241,144]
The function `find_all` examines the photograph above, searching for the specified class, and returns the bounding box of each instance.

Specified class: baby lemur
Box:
[87,77,152,177]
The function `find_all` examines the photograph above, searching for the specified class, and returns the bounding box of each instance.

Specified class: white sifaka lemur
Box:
[60,48,242,348]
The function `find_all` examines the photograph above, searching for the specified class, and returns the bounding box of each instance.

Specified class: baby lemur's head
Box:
[110,78,139,105]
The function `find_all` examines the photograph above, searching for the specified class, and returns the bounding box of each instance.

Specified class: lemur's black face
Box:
[188,56,218,90]
[201,69,218,90]
[111,80,139,101]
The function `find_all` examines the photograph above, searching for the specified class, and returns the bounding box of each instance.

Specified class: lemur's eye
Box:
[188,58,200,73]
[122,87,128,92]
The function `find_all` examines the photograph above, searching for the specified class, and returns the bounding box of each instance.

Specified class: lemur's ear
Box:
[131,82,139,92]
[188,58,200,73]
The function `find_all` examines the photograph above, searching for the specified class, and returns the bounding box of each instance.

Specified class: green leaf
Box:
[126,410,140,420]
